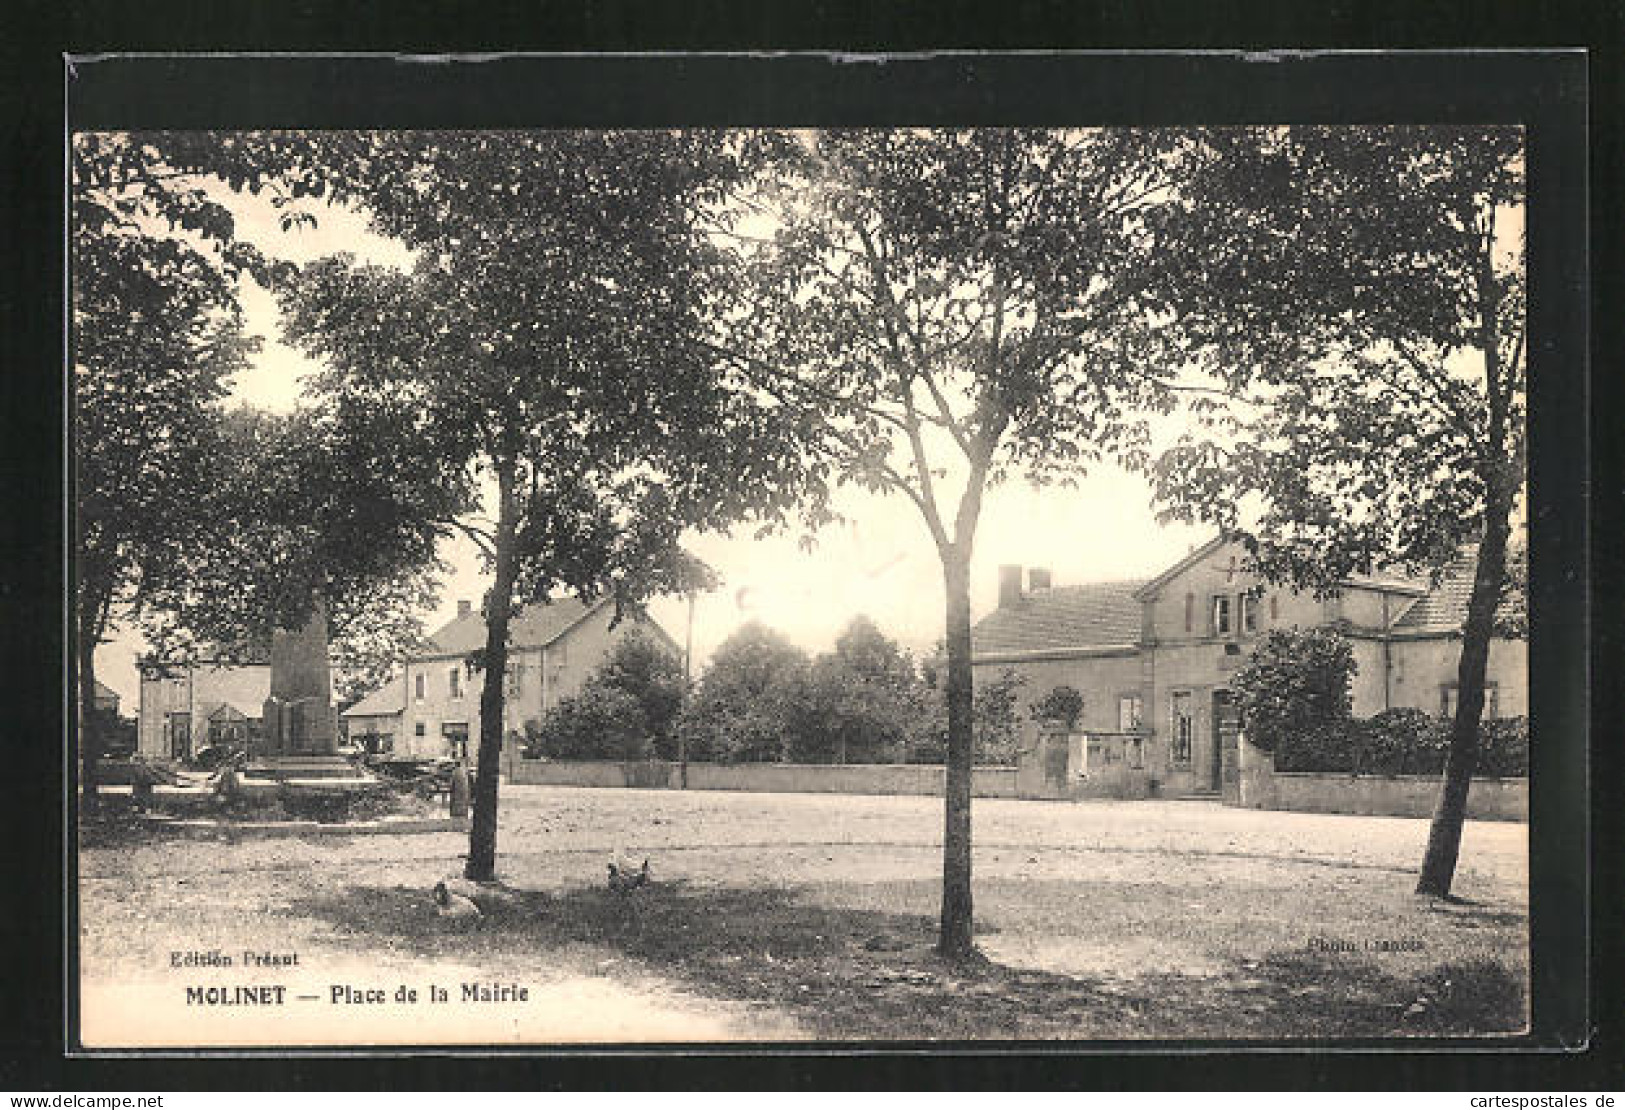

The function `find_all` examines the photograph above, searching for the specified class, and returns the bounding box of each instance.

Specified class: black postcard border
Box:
[19,46,1602,1089]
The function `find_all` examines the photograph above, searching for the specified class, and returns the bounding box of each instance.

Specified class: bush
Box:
[1233,626,1355,753]
[525,632,684,762]
[1030,685,1084,731]
[1275,709,1527,777]
[531,686,652,761]
[1477,716,1529,778]
[910,667,1027,766]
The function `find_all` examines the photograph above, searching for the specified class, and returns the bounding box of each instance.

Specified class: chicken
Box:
[607,857,651,896]
[433,881,482,920]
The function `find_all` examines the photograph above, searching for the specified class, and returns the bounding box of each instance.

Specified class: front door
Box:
[168,714,191,760]
[1212,690,1240,798]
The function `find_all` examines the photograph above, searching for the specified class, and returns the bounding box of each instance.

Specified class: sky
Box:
[90,168,1214,708]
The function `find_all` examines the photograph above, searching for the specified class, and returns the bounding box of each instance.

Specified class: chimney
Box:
[457,599,473,619]
[998,564,1024,609]
[1028,567,1053,593]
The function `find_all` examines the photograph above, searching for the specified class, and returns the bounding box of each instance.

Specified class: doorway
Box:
[168,714,191,760]
[1212,689,1239,795]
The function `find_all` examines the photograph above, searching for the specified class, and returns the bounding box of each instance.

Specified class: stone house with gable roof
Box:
[137,652,274,761]
[971,535,1526,798]
[398,596,679,759]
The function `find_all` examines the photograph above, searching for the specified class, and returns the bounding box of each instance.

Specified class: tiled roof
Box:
[341,675,406,718]
[972,581,1145,657]
[1393,549,1487,631]
[204,695,264,719]
[425,597,601,657]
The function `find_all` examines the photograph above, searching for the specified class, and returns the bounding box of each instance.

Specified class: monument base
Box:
[243,756,370,782]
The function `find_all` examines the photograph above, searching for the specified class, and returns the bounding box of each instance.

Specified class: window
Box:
[414,673,425,703]
[1241,592,1259,634]
[1442,685,1499,720]
[1118,694,1143,732]
[1184,593,1194,634]
[506,657,524,697]
[442,722,470,761]
[1171,692,1194,765]
[1212,595,1232,636]
[449,667,463,699]
[414,722,426,738]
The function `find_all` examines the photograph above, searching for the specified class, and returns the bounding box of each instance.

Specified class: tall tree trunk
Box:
[77,605,103,810]
[938,549,976,958]
[1415,499,1512,897]
[465,465,518,883]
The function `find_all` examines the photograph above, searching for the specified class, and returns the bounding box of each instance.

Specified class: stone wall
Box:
[503,754,1021,798]
[1231,733,1526,821]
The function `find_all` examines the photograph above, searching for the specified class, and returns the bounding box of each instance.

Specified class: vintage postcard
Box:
[67,53,1586,1051]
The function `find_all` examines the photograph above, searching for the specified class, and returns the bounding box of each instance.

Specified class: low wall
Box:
[504,756,1020,798]
[1014,729,1153,800]
[1233,734,1526,821]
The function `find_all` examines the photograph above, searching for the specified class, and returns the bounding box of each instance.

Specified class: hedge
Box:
[1274,710,1528,777]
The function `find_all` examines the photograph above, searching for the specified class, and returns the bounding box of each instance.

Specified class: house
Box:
[397,596,679,760]
[137,655,273,761]
[971,536,1527,797]
[92,680,120,716]
[339,675,406,754]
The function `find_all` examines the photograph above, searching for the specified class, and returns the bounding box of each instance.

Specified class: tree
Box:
[138,404,448,707]
[71,130,400,797]
[278,132,811,881]
[787,616,925,764]
[716,130,1207,954]
[969,667,1027,766]
[676,622,810,763]
[1147,126,1525,897]
[595,633,688,761]
[72,135,262,798]
[1230,627,1356,753]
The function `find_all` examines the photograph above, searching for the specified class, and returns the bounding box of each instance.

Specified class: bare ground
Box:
[77,786,1528,1045]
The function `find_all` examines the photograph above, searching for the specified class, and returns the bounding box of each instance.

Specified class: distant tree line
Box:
[523,617,1028,767]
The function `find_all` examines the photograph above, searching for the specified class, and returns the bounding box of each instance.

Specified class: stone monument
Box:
[247,599,363,782]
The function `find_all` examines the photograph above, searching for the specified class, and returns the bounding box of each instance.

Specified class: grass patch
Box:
[289,877,1526,1041]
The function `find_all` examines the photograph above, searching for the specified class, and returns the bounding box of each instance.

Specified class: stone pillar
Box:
[262,601,336,758]
[251,597,359,783]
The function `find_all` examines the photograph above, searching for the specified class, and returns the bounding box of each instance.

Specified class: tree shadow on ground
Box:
[290,880,1525,1041]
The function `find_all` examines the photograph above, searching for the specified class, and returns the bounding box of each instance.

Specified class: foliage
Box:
[1143,125,1526,896]
[139,404,448,681]
[532,686,653,762]
[72,137,257,776]
[1274,711,1527,778]
[1232,627,1356,754]
[910,668,1028,767]
[676,622,810,764]
[274,131,820,879]
[784,617,927,764]
[531,632,686,762]
[1030,685,1085,731]
[595,632,689,761]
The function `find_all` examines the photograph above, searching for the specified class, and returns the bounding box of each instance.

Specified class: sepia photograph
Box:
[66,56,1579,1052]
